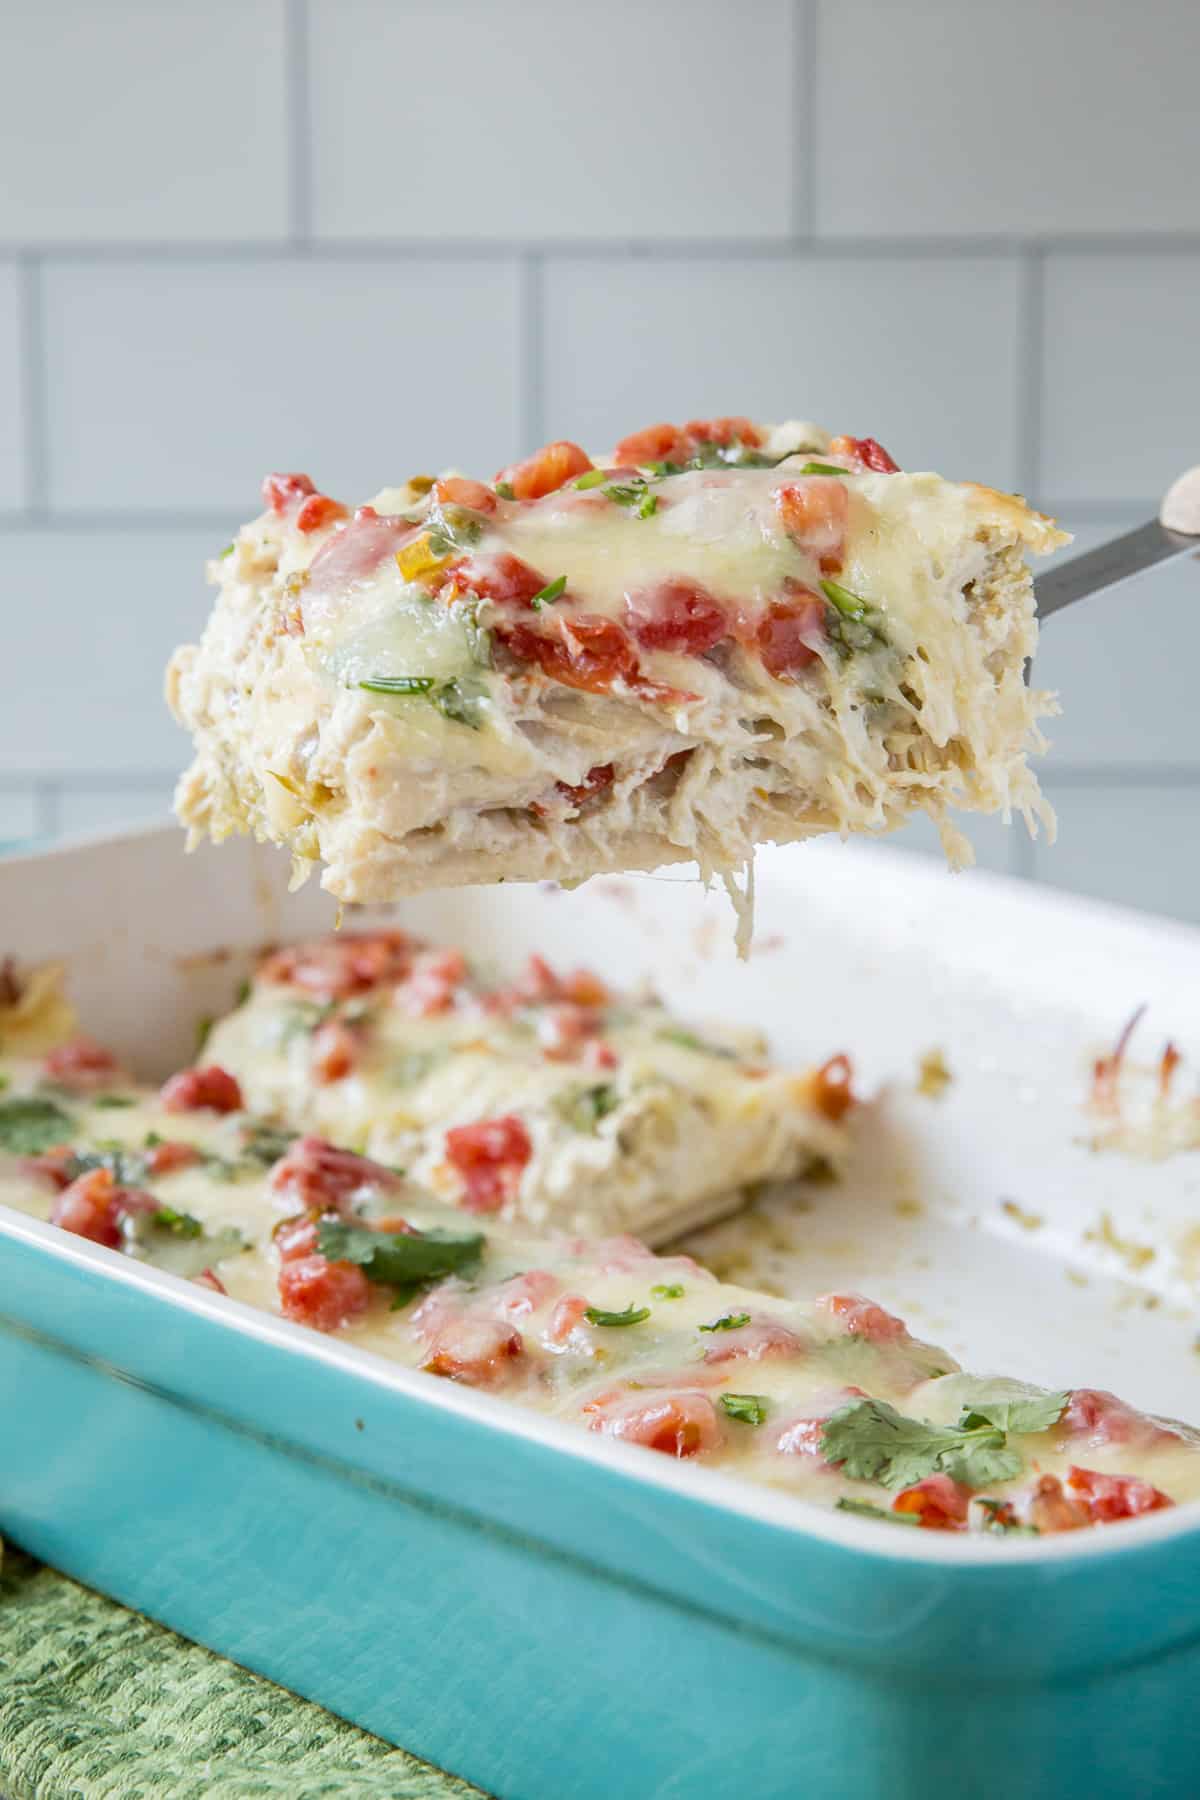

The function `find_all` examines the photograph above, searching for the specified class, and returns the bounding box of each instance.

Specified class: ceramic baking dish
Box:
[2,825,1199,1800]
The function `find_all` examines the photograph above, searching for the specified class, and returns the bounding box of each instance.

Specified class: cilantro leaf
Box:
[573,469,607,490]
[835,1497,920,1527]
[819,578,870,623]
[820,1397,1024,1491]
[317,1220,484,1303]
[530,575,567,610]
[150,1206,204,1239]
[555,1083,619,1133]
[495,480,516,500]
[358,675,437,695]
[797,462,851,478]
[430,679,484,730]
[0,1095,76,1155]
[240,1124,298,1168]
[650,1283,684,1300]
[92,1094,137,1109]
[954,1379,1070,1438]
[700,1312,751,1333]
[720,1393,768,1425]
[584,1303,650,1328]
[656,1026,738,1060]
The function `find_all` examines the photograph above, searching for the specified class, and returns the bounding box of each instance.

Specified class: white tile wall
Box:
[0,529,217,775]
[1034,519,1200,767]
[308,0,798,242]
[1034,784,1200,927]
[543,256,1025,489]
[43,260,523,514]
[1040,254,1200,506]
[0,3,289,245]
[816,0,1200,238]
[0,261,24,511]
[1,3,1198,920]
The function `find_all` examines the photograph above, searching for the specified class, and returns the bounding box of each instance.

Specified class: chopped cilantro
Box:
[317,1220,484,1307]
[636,490,658,519]
[234,977,252,1008]
[0,1095,76,1155]
[835,1497,920,1528]
[650,1283,685,1300]
[700,1312,751,1333]
[431,679,484,730]
[573,469,607,490]
[92,1094,137,1109]
[219,543,235,558]
[819,578,870,623]
[530,575,568,610]
[796,462,850,478]
[974,1498,1039,1537]
[240,1124,298,1168]
[64,1146,148,1186]
[556,1083,619,1133]
[720,1393,768,1425]
[358,675,437,696]
[151,1206,203,1239]
[495,480,516,500]
[954,1380,1069,1438]
[194,1015,214,1056]
[584,1303,651,1328]
[820,1397,1024,1492]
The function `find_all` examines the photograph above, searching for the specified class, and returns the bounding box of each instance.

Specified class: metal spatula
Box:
[1036,465,1200,620]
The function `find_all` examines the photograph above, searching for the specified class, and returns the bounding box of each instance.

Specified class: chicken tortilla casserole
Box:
[167,417,1067,910]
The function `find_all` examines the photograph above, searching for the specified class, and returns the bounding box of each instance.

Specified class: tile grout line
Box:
[285,0,314,246]
[518,252,545,450]
[791,0,818,238]
[16,253,49,519]
[1016,246,1045,504]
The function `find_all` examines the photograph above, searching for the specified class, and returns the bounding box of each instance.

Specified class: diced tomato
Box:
[262,472,317,514]
[160,1065,244,1115]
[563,967,610,1007]
[1066,1465,1174,1522]
[305,513,423,601]
[310,1018,360,1083]
[773,477,848,572]
[423,1314,525,1387]
[393,948,468,1019]
[613,422,691,467]
[492,1269,561,1319]
[1059,1388,1180,1449]
[18,1144,77,1189]
[547,1293,591,1344]
[683,416,763,449]
[702,1317,808,1366]
[582,1038,619,1073]
[443,1114,533,1214]
[259,929,413,999]
[43,1037,122,1092]
[278,1254,372,1332]
[821,1292,908,1342]
[538,1003,598,1061]
[194,1267,228,1295]
[756,593,825,679]
[516,954,562,1004]
[555,763,615,811]
[892,1474,970,1530]
[811,1052,856,1121]
[586,1389,722,1458]
[271,1136,402,1211]
[828,435,900,474]
[495,440,593,501]
[434,476,498,516]
[450,551,549,607]
[273,1214,321,1262]
[624,578,729,655]
[144,1139,202,1177]
[500,615,638,696]
[294,493,349,533]
[50,1167,122,1248]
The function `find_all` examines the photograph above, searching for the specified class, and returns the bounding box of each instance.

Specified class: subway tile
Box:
[0,789,40,846]
[815,1,1200,237]
[309,0,797,242]
[0,262,22,509]
[1040,255,1200,505]
[56,782,175,839]
[1033,784,1200,928]
[543,255,1024,488]
[0,2,288,244]
[0,529,217,775]
[43,260,522,513]
[1033,517,1200,767]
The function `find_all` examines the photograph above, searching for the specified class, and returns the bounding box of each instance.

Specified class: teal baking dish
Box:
[2,1210,1200,1800]
[3,825,1200,1798]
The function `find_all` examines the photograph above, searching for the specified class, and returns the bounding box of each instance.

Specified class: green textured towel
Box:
[0,1547,488,1800]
